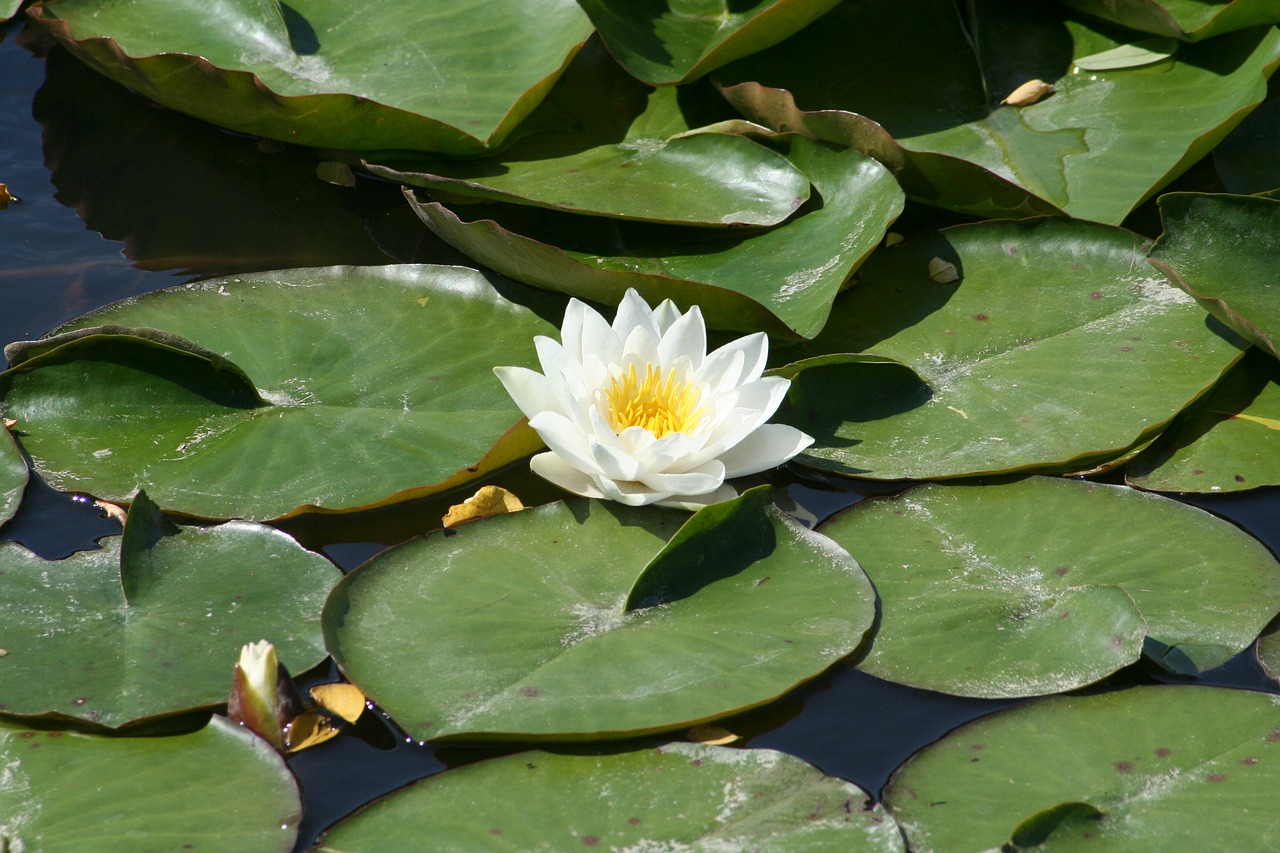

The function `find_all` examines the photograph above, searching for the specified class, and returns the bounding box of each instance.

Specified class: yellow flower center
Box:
[605,363,705,438]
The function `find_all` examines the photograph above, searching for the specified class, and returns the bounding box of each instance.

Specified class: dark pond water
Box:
[3,18,1278,850]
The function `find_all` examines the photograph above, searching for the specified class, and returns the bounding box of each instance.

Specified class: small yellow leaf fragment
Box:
[0,183,17,209]
[1229,412,1280,431]
[947,406,969,420]
[884,232,905,248]
[687,724,740,746]
[284,712,341,753]
[311,682,367,724]
[443,485,524,528]
[1002,79,1055,107]
[416,297,430,307]
[928,257,960,283]
[95,500,128,525]
[3,418,15,430]
[0,649,8,658]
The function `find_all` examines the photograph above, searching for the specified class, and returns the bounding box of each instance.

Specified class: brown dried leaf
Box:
[0,183,16,209]
[686,724,740,745]
[95,500,128,525]
[284,711,341,752]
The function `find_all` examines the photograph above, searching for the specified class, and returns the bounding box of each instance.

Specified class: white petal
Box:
[589,439,641,482]
[528,411,601,476]
[653,298,683,335]
[655,482,738,510]
[493,366,558,421]
[558,299,590,364]
[598,476,668,506]
[621,325,659,364]
[613,289,661,342]
[581,303,624,368]
[699,332,768,390]
[529,452,607,500]
[631,430,701,471]
[715,424,814,477]
[638,460,726,497]
[534,337,577,391]
[657,306,706,370]
[723,377,791,435]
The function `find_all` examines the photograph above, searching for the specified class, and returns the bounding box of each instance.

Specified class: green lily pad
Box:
[1126,348,1280,491]
[1149,192,1280,360]
[1072,37,1180,70]
[0,425,25,527]
[408,135,903,339]
[33,0,593,156]
[883,685,1280,851]
[1059,0,1280,41]
[775,217,1245,480]
[819,478,1280,698]
[716,0,1280,223]
[0,491,339,726]
[0,716,300,852]
[367,41,809,227]
[317,743,902,852]
[0,265,558,520]
[324,487,875,741]
[1,0,22,23]
[1259,621,1280,682]
[579,0,842,85]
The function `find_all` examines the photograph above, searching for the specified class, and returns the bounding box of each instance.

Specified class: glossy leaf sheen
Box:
[777,217,1245,480]
[316,743,903,852]
[820,478,1280,697]
[0,265,557,520]
[324,487,874,740]
[716,0,1280,222]
[0,717,300,852]
[0,492,339,726]
[34,0,593,155]
[580,0,842,84]
[884,686,1280,851]
[410,136,903,339]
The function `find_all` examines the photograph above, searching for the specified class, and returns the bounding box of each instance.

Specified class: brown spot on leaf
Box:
[974,314,989,321]
[489,829,503,836]
[73,697,88,706]
[521,688,540,698]
[1115,761,1134,773]
[1055,567,1070,577]
[1206,773,1227,783]
[1235,474,1246,483]
[628,818,641,826]
[1118,346,1134,353]
[583,837,599,846]
[1240,757,1259,766]
[1156,747,1171,758]
[1090,291,1104,299]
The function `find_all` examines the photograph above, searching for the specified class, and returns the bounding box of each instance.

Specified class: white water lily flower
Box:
[495,289,813,509]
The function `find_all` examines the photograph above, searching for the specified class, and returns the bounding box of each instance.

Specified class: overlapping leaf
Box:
[884,686,1280,851]
[409,135,903,339]
[819,477,1280,697]
[1126,349,1280,491]
[324,487,875,741]
[317,743,902,852]
[0,265,558,520]
[774,217,1246,480]
[368,39,809,227]
[33,0,593,155]
[716,0,1280,222]
[1148,193,1280,359]
[0,717,300,852]
[0,425,24,527]
[579,0,843,84]
[1059,0,1280,41]
[0,492,339,726]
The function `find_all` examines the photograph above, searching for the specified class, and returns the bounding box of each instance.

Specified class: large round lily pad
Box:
[324,487,875,741]
[317,743,903,852]
[410,135,903,340]
[0,491,339,726]
[33,0,593,155]
[775,217,1246,480]
[0,264,558,520]
[0,425,24,527]
[883,685,1280,851]
[716,0,1280,222]
[818,477,1280,697]
[1058,0,1280,41]
[0,716,300,852]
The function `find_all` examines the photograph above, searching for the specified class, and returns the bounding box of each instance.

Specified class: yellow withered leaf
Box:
[311,682,367,724]
[443,485,524,528]
[686,724,740,746]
